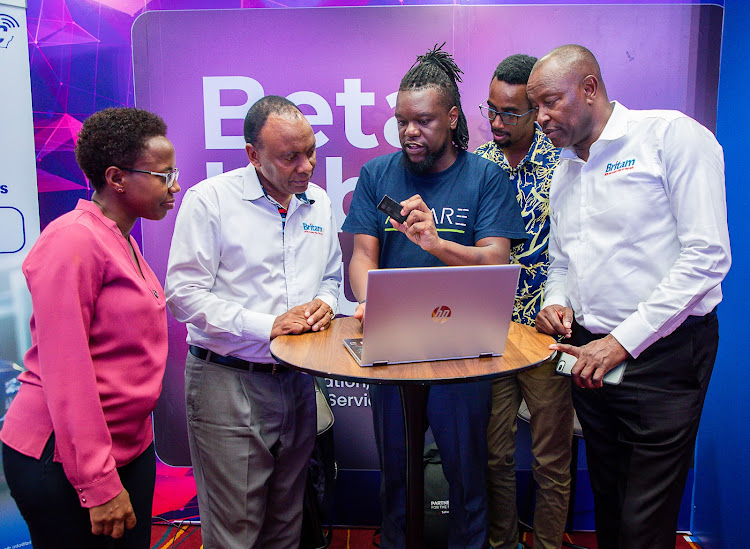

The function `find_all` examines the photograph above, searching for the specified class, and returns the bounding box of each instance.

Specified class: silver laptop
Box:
[343,264,521,367]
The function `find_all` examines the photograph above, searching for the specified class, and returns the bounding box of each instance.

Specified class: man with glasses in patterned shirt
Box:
[475,54,574,549]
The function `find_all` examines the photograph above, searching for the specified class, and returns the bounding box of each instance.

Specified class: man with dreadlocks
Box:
[342,45,527,548]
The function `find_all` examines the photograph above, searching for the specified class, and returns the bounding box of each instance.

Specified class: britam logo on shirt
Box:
[604,158,636,176]
[303,222,324,235]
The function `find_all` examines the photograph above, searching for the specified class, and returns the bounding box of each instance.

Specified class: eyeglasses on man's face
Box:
[478,104,537,126]
[121,167,179,189]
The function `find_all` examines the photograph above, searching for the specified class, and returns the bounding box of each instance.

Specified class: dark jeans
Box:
[3,435,155,549]
[570,311,718,549]
[371,381,492,549]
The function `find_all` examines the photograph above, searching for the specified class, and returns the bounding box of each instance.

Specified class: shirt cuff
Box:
[610,311,660,359]
[541,291,568,310]
[241,310,276,343]
[73,467,123,508]
[316,294,338,314]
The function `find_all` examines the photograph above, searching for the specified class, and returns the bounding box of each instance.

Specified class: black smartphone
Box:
[377,195,408,224]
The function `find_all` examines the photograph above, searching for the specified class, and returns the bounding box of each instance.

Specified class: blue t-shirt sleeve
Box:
[475,162,528,243]
[341,162,380,238]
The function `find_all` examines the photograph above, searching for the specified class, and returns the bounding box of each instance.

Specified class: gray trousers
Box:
[185,352,316,549]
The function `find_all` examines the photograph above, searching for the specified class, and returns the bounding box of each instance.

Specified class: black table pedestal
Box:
[399,383,429,549]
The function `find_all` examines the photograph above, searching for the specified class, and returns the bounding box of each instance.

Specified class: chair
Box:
[517,399,589,549]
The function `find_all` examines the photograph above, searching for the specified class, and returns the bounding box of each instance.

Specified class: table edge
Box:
[271,349,557,386]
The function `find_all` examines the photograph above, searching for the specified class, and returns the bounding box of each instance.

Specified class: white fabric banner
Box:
[0,0,37,361]
[0,1,36,546]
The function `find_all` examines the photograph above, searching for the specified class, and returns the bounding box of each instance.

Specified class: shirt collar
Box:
[596,101,628,142]
[560,101,628,161]
[242,165,265,201]
[76,198,124,237]
[525,124,551,167]
[490,124,551,171]
[296,192,314,205]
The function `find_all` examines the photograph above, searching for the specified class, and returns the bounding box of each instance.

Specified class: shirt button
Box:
[78,488,83,492]
[81,497,86,503]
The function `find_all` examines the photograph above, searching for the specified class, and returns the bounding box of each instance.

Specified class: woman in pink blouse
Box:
[1,108,179,548]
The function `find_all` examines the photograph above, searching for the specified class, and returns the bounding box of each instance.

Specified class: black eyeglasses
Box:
[479,104,536,126]
[121,167,179,189]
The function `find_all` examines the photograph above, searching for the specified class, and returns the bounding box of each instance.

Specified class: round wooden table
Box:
[271,316,555,549]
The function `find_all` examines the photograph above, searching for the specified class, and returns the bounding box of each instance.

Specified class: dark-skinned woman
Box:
[1,107,180,548]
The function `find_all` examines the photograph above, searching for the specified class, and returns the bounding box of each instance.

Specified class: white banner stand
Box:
[0,1,38,546]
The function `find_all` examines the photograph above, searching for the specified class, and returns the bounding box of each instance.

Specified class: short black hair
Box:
[399,43,469,150]
[243,95,302,146]
[493,54,538,86]
[75,107,167,191]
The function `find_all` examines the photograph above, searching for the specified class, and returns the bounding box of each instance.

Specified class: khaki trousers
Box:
[487,361,574,549]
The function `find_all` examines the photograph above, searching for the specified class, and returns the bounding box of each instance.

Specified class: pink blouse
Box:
[1,200,168,508]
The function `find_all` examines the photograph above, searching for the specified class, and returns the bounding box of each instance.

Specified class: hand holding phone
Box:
[555,351,626,385]
[377,195,408,224]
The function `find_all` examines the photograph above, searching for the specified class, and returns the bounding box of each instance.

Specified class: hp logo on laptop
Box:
[431,305,452,324]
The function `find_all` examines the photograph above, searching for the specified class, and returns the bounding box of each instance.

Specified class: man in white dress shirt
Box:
[165,95,342,549]
[528,45,730,549]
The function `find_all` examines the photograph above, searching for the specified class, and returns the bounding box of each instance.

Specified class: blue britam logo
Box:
[303,222,323,235]
[604,158,635,176]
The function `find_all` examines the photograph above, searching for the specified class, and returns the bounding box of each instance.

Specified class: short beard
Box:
[401,140,449,175]
[493,133,512,148]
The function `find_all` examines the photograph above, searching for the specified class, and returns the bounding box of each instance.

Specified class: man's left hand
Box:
[304,298,335,332]
[390,194,441,252]
[551,335,629,389]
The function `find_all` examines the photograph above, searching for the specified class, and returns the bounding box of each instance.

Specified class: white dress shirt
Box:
[165,164,342,362]
[544,102,731,358]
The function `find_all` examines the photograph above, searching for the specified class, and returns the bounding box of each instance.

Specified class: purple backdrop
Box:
[131,4,722,475]
[0,1,720,539]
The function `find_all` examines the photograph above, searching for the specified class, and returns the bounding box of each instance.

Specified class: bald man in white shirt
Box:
[528,45,730,549]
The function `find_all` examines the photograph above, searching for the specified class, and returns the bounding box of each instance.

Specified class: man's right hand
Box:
[354,302,366,324]
[270,305,312,340]
[89,488,136,539]
[535,304,574,338]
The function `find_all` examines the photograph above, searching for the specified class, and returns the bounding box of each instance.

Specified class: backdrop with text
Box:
[0,2,724,544]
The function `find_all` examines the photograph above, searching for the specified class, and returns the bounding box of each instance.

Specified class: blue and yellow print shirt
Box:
[475,125,560,326]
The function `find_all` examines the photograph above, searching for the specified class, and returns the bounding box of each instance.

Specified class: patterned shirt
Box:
[475,125,560,326]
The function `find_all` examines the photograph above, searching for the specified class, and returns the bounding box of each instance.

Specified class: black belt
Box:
[680,307,717,329]
[574,307,717,338]
[189,345,286,374]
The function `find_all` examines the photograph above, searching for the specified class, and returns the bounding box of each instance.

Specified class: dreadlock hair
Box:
[399,43,469,150]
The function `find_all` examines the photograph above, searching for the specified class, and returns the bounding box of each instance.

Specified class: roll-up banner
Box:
[0,0,38,546]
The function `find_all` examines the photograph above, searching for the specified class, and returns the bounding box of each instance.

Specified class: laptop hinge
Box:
[373,360,389,367]
[478,352,493,359]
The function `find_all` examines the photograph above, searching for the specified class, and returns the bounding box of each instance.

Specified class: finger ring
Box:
[328,309,335,319]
